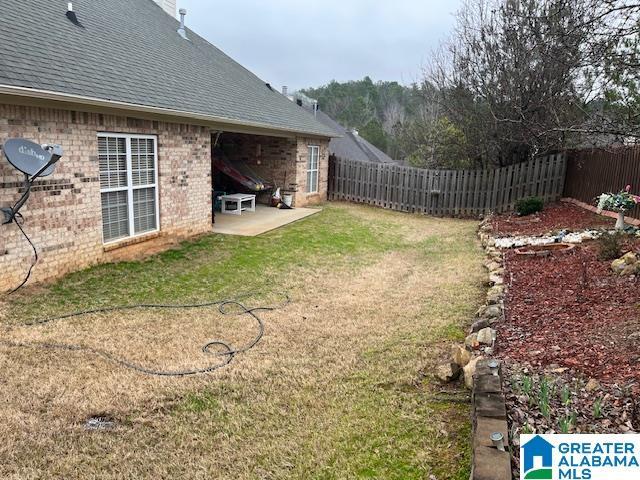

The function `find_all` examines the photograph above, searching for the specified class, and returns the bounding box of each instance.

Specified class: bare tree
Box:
[424,0,640,167]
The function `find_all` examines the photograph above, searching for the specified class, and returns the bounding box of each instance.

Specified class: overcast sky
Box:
[176,0,461,91]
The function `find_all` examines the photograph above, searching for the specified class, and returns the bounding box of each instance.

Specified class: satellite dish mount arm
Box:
[1,174,31,225]
[1,144,63,225]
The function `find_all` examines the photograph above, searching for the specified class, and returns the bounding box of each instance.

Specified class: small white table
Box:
[220,193,256,215]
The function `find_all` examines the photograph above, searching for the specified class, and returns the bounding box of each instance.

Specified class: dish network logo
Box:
[18,145,47,162]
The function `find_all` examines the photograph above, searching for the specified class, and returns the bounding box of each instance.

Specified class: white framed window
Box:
[98,133,159,244]
[306,145,320,193]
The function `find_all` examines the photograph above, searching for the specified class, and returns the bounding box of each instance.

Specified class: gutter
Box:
[0,84,337,139]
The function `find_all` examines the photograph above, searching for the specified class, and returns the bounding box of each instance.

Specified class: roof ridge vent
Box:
[177,8,189,40]
[66,2,84,28]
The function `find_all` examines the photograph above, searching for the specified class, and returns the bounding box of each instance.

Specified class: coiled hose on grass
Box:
[1,293,289,377]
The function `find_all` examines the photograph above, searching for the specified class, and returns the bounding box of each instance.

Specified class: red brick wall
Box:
[0,104,212,292]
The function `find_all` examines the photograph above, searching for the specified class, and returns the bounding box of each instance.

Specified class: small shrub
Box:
[597,231,624,260]
[516,196,544,216]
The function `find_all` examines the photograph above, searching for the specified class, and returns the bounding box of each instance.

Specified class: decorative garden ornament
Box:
[596,186,639,230]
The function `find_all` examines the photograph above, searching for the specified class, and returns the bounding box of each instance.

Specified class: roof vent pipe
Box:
[177,8,188,40]
[282,86,288,96]
[66,2,83,27]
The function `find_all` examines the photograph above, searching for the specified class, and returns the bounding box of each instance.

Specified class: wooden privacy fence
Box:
[328,154,567,216]
[564,147,640,220]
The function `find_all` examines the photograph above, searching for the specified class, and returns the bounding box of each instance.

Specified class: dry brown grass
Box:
[0,203,484,479]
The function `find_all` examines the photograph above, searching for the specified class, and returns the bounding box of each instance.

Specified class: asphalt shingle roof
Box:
[311,109,398,164]
[0,0,336,137]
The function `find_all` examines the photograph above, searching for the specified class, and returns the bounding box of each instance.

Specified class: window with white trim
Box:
[98,133,159,243]
[306,145,320,193]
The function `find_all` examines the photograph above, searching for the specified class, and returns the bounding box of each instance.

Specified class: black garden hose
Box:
[6,212,38,294]
[1,293,290,377]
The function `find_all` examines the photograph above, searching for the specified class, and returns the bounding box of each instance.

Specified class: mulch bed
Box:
[491,204,640,477]
[498,240,640,387]
[490,202,612,237]
[497,237,640,477]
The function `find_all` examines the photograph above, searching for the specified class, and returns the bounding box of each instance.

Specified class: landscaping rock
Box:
[484,254,501,264]
[473,446,512,480]
[486,247,501,258]
[474,391,507,418]
[464,356,483,389]
[611,258,627,274]
[612,252,639,275]
[474,417,509,449]
[486,290,503,305]
[475,374,502,394]
[477,327,496,345]
[585,378,600,392]
[480,304,502,319]
[564,233,585,244]
[611,258,627,275]
[465,333,480,350]
[487,317,501,326]
[451,344,472,367]
[489,273,504,285]
[471,318,490,333]
[485,261,502,272]
[435,362,461,383]
[486,285,505,304]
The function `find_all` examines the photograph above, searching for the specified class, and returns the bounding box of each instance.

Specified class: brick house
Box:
[0,0,336,292]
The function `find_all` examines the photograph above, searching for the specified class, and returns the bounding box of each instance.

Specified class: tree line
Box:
[304,0,640,169]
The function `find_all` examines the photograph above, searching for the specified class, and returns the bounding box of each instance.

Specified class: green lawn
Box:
[1,203,484,479]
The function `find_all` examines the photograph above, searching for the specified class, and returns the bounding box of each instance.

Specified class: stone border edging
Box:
[472,359,511,480]
[470,218,512,480]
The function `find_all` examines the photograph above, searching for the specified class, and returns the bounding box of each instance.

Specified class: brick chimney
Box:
[153,0,177,18]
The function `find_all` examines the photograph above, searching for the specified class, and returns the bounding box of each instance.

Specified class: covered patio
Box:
[212,204,321,236]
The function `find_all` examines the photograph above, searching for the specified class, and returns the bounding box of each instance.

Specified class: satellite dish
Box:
[2,138,56,177]
[1,139,63,226]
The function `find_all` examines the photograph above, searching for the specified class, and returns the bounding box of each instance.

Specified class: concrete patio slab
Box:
[212,204,321,236]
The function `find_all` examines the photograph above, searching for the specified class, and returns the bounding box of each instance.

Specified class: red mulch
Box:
[490,202,612,237]
[497,240,640,388]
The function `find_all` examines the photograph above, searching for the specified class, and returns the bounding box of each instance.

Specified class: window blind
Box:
[98,134,159,242]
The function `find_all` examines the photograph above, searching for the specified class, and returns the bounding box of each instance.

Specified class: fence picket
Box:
[327,155,566,217]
